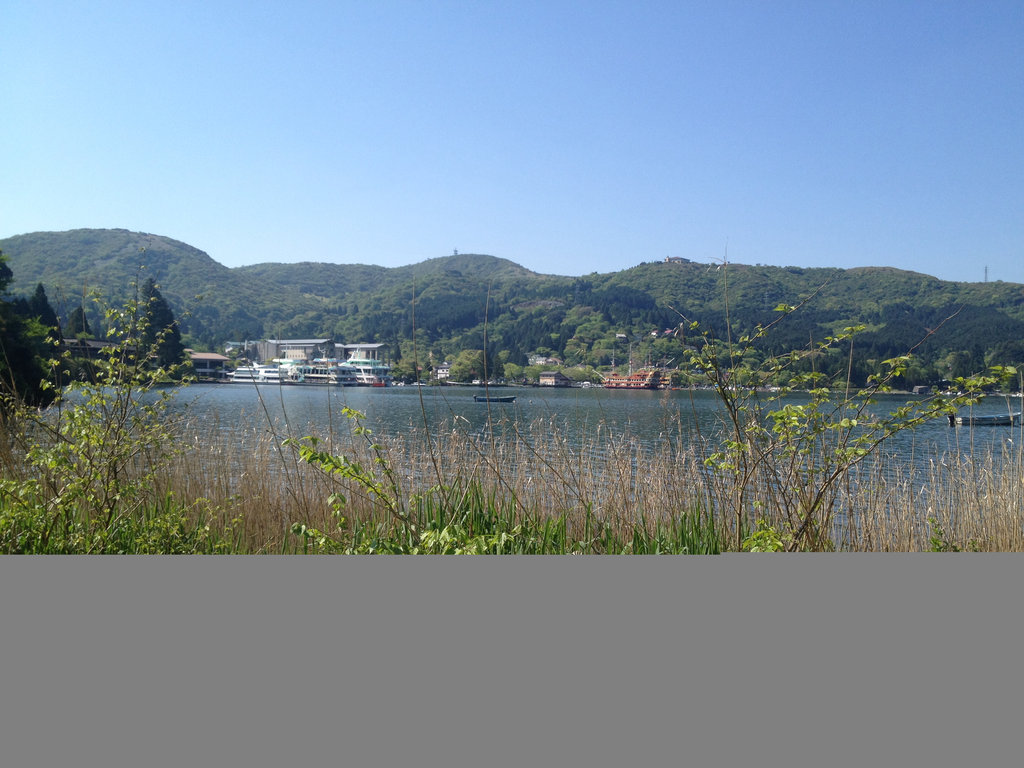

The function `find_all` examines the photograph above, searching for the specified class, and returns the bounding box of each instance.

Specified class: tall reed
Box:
[4,376,1021,553]
[143,405,1023,552]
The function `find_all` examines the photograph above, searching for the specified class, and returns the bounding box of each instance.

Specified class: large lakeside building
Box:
[223,339,393,386]
[246,339,389,365]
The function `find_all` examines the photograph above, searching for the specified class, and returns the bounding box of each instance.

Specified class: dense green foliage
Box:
[66,304,92,337]
[3,229,1023,386]
[27,283,62,342]
[140,277,186,368]
[0,290,207,552]
[0,253,59,408]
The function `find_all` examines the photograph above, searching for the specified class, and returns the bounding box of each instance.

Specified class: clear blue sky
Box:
[3,1,1022,283]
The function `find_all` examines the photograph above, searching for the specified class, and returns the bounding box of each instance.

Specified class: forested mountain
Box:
[2,228,1023,386]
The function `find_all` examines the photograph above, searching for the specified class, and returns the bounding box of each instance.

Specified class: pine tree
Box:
[29,283,62,341]
[141,278,185,368]
[67,305,92,337]
[0,252,57,407]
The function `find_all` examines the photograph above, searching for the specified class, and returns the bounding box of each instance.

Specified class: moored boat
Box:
[948,411,1021,426]
[284,361,358,385]
[230,366,260,382]
[474,395,516,403]
[257,364,281,383]
[333,362,360,386]
[345,354,392,386]
[602,369,669,389]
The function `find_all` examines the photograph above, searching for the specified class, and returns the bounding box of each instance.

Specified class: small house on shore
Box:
[189,351,230,379]
[63,338,122,359]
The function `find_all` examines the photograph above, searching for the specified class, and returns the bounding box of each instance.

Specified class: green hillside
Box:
[2,228,1022,385]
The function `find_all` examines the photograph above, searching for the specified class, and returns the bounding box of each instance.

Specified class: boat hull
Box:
[603,369,669,389]
[949,412,1021,426]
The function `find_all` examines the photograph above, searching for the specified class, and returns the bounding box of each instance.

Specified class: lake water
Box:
[172,382,1021,469]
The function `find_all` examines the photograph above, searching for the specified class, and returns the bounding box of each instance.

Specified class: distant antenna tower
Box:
[984,265,988,283]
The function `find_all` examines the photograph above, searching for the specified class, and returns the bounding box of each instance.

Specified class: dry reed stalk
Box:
[831,446,1024,551]
[41,403,1022,553]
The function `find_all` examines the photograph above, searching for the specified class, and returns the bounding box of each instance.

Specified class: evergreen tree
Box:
[67,305,92,337]
[141,278,185,367]
[0,252,57,408]
[29,283,62,341]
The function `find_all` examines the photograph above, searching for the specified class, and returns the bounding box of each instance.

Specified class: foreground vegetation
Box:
[2,253,1021,554]
[3,390,1021,553]
[2,304,1020,553]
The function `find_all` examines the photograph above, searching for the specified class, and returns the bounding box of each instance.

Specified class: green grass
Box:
[281,478,722,555]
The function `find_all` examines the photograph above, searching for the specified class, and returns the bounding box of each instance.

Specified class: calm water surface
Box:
[172,382,1021,471]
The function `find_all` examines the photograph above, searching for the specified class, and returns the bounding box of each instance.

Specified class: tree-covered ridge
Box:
[2,229,1023,385]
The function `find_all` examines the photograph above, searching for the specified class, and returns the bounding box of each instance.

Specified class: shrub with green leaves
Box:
[677,280,1013,551]
[0,287,205,553]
